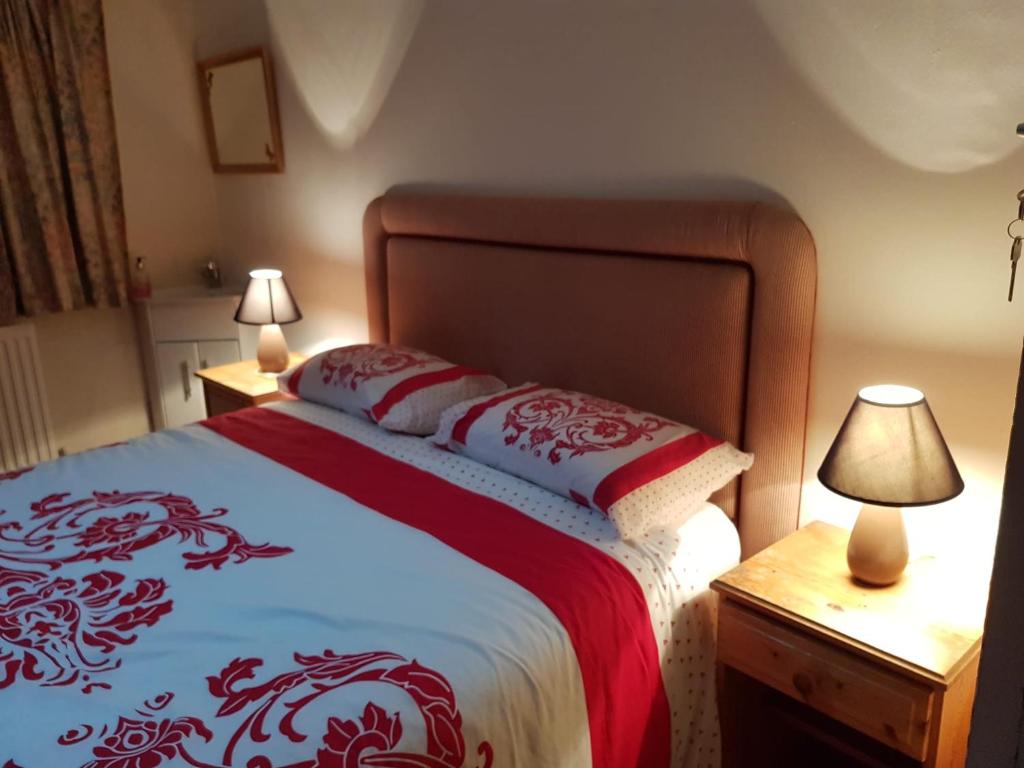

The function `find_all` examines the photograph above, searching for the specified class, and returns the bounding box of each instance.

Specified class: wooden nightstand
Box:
[711,522,985,768]
[194,354,304,418]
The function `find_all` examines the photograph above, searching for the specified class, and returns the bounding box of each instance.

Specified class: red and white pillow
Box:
[432,383,753,539]
[281,344,507,435]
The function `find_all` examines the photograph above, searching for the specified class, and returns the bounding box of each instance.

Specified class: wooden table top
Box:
[711,522,987,685]
[194,354,305,399]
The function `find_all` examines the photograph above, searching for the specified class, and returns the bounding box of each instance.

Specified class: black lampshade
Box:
[234,269,302,325]
[817,384,964,507]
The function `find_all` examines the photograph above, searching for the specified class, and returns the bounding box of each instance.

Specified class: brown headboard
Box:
[363,193,816,557]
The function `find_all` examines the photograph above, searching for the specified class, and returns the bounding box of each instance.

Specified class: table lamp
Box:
[817,384,964,586]
[234,268,302,373]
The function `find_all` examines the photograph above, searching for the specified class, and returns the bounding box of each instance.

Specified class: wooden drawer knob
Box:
[792,671,814,699]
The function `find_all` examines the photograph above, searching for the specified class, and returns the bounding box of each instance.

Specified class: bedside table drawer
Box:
[718,601,934,760]
[203,385,253,417]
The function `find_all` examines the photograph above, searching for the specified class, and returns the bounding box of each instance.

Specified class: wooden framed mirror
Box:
[196,47,284,173]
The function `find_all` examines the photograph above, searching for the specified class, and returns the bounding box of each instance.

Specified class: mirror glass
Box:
[197,47,284,173]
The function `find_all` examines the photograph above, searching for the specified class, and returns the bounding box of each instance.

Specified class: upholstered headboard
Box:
[363,194,816,557]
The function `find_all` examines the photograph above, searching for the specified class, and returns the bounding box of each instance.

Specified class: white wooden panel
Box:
[155,342,205,428]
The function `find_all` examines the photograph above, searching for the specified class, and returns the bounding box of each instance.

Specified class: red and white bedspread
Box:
[0,399,738,768]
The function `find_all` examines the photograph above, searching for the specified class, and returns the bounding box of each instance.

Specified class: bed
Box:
[0,194,815,768]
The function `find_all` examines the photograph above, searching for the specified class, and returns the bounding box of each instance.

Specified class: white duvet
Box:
[0,400,737,768]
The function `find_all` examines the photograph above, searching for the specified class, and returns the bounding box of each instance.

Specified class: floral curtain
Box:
[0,0,128,325]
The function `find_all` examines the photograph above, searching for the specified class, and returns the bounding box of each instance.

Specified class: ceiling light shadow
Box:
[265,0,423,149]
[752,0,1024,173]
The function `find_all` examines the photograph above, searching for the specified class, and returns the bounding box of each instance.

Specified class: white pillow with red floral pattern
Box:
[280,344,506,435]
[432,383,753,539]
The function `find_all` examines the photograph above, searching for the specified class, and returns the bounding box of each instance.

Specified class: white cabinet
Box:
[154,340,241,427]
[135,289,256,429]
[155,341,206,427]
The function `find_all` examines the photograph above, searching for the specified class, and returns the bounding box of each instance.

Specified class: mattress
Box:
[0,399,739,768]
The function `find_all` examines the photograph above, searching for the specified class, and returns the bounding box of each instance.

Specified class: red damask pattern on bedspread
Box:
[0,568,171,693]
[0,488,291,693]
[5,650,493,768]
[0,467,34,484]
[0,473,491,768]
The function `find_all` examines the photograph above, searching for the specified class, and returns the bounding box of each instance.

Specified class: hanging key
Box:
[1009,236,1022,302]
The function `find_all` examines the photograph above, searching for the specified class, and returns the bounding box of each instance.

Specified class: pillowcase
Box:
[281,344,506,435]
[432,383,753,539]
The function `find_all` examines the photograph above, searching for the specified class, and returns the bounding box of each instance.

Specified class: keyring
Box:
[1008,218,1024,239]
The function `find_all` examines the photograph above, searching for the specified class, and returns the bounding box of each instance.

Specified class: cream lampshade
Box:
[234,269,302,373]
[817,384,963,586]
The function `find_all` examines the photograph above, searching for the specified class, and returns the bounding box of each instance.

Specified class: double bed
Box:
[0,194,815,768]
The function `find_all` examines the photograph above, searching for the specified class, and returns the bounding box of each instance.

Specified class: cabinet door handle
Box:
[180,361,192,401]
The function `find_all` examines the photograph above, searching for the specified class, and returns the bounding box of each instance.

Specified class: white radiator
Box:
[0,323,56,471]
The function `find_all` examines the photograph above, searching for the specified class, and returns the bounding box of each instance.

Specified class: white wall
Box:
[31,307,148,455]
[30,0,221,455]
[193,0,1024,572]
[105,0,221,289]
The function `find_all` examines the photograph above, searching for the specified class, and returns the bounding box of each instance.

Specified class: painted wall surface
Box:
[29,0,220,455]
[191,0,1024,571]
[30,307,148,455]
[105,0,221,289]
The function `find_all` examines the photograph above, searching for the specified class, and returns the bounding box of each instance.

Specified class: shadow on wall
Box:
[751,0,1024,173]
[265,0,424,149]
